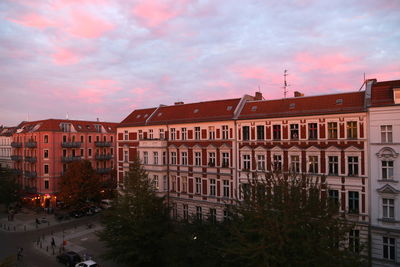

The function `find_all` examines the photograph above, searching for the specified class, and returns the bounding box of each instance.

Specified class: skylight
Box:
[136,114,141,118]
[193,109,199,113]
[289,103,296,109]
[227,106,233,111]
[336,99,343,105]
[251,106,257,111]
[157,112,162,117]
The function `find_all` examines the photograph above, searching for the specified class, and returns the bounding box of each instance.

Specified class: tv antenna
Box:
[283,70,290,98]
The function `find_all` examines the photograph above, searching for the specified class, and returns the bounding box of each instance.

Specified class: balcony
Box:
[96,168,112,174]
[62,156,82,163]
[25,141,37,148]
[11,155,23,161]
[11,142,22,148]
[95,154,113,160]
[24,171,37,178]
[95,141,112,147]
[61,142,82,148]
[12,168,22,175]
[24,156,37,163]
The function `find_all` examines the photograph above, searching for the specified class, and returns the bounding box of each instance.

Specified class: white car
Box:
[75,260,98,267]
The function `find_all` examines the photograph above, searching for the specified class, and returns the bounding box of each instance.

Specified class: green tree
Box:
[0,167,20,210]
[58,160,102,208]
[220,172,364,267]
[98,159,170,266]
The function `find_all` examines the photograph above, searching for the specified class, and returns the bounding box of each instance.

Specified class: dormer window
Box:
[136,114,141,118]
[94,124,101,133]
[394,88,400,104]
[60,123,71,132]
[251,106,257,111]
[289,103,295,109]
[336,99,343,105]
[193,109,199,113]
[227,106,233,111]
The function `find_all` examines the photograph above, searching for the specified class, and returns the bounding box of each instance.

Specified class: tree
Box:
[219,171,364,267]
[98,159,170,266]
[0,167,20,210]
[58,160,102,208]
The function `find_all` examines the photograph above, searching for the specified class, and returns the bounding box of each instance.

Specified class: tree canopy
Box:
[0,167,20,209]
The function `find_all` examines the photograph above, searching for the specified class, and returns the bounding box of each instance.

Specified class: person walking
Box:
[51,237,55,248]
[17,247,23,261]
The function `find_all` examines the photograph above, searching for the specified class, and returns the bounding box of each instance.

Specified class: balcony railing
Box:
[12,168,22,175]
[11,155,23,161]
[11,142,22,148]
[24,171,37,178]
[61,156,82,162]
[61,142,82,148]
[95,154,113,160]
[96,168,112,174]
[95,141,112,147]
[24,156,37,163]
[25,141,37,148]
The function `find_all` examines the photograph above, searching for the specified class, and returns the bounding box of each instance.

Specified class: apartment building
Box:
[367,79,400,266]
[11,119,117,207]
[0,126,17,168]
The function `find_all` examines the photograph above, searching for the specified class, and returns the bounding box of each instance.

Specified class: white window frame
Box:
[209,179,216,196]
[195,177,202,194]
[382,198,395,220]
[181,151,188,165]
[223,180,230,198]
[222,125,229,139]
[242,154,251,170]
[381,125,393,143]
[194,151,201,166]
[153,152,158,165]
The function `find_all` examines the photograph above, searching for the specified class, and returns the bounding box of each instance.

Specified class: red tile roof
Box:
[119,107,157,126]
[238,91,365,120]
[371,80,400,107]
[0,126,17,136]
[15,119,118,133]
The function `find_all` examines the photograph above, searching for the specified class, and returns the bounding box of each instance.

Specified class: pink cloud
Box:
[52,48,81,65]
[10,13,54,29]
[131,87,149,95]
[67,10,114,38]
[76,79,122,103]
[295,52,358,73]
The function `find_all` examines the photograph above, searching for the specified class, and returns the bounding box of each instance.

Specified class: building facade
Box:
[11,119,117,207]
[0,126,17,168]
[367,79,400,266]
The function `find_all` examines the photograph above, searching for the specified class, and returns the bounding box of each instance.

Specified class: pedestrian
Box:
[17,247,23,261]
[51,237,55,248]
[35,218,40,225]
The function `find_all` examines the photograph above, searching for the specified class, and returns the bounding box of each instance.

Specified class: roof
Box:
[120,98,241,126]
[370,79,400,107]
[119,107,157,127]
[14,119,118,134]
[238,91,366,120]
[0,126,17,136]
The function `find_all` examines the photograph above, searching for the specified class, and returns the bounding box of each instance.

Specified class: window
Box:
[63,135,67,142]
[209,126,215,140]
[273,125,281,140]
[242,126,250,141]
[273,155,282,171]
[124,130,128,140]
[209,208,217,223]
[181,128,187,140]
[383,198,395,219]
[170,128,176,140]
[96,136,100,142]
[290,124,299,139]
[44,164,49,174]
[290,155,300,173]
[111,136,113,142]
[196,206,202,221]
[329,190,339,205]
[383,237,396,261]
[159,129,165,140]
[222,152,229,167]
[348,157,359,176]
[88,136,92,143]
[195,178,202,194]
[153,175,159,190]
[170,152,177,165]
[60,123,71,132]
[257,125,265,140]
[195,127,201,140]
[162,152,166,165]
[195,152,201,166]
[143,151,148,164]
[171,176,176,191]
[44,180,49,189]
[149,129,153,139]
[81,136,84,143]
[257,155,265,171]
[223,209,229,221]
[178,176,186,192]
[328,156,339,175]
[153,152,158,165]
[88,149,92,157]
[172,203,177,219]
[348,191,359,214]
[347,121,358,139]
[181,152,188,165]
[308,123,318,140]
[80,149,84,156]
[328,122,338,139]
[183,204,188,221]
[349,230,360,253]
[381,125,393,143]
[208,152,216,167]
[223,180,230,198]
[222,125,229,139]
[163,175,167,192]
[210,179,216,196]
[308,156,318,173]
[94,124,101,133]
[138,130,143,140]
[44,135,48,143]
[243,154,251,170]
[382,160,394,180]
[44,150,49,159]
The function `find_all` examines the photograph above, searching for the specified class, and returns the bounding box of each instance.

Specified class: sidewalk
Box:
[0,208,67,232]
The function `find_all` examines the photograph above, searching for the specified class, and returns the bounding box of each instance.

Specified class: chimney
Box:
[294,91,304,97]
[96,118,100,122]
[254,92,263,100]
[174,101,184,105]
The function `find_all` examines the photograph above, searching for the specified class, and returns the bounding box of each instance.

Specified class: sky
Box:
[0,0,399,126]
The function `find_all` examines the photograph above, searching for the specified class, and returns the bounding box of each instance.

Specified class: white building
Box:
[367,79,400,266]
[0,126,16,169]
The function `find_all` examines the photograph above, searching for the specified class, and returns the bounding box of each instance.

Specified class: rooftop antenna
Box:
[283,70,290,98]
[66,113,69,120]
[359,72,367,91]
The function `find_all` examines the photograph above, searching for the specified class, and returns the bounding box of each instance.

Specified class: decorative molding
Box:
[377,184,400,194]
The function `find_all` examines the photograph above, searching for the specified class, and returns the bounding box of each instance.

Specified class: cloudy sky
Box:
[0,0,399,126]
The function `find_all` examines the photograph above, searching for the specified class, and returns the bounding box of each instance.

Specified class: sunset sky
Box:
[0,0,399,126]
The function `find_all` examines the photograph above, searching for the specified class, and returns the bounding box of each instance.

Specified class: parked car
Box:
[75,260,98,267]
[57,251,82,266]
[100,199,112,209]
[90,205,101,213]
